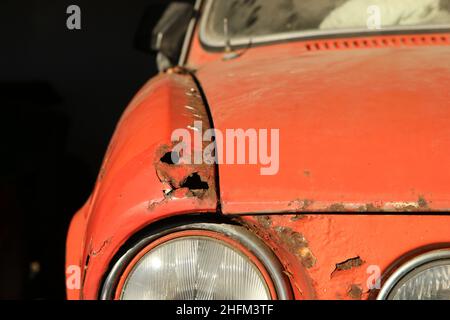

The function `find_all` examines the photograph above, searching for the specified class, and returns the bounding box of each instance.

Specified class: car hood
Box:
[196,40,450,213]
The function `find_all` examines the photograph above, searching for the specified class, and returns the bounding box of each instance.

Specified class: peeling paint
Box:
[89,238,111,257]
[300,198,436,213]
[332,257,364,277]
[148,198,167,212]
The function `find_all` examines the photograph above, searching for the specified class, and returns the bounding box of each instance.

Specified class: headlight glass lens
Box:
[388,261,450,300]
[119,236,272,300]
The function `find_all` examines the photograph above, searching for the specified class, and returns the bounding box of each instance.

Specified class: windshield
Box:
[202,0,450,47]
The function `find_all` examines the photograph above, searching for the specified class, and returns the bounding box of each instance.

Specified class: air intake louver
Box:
[304,34,450,51]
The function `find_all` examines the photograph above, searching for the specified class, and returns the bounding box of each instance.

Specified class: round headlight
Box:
[119,235,271,300]
[378,250,450,300]
[102,224,292,300]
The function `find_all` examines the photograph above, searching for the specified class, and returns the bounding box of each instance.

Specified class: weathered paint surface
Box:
[66,22,450,301]
[192,33,450,213]
[238,214,450,300]
[66,71,218,299]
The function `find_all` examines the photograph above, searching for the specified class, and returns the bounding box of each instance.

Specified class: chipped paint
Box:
[89,238,112,257]
[332,257,364,277]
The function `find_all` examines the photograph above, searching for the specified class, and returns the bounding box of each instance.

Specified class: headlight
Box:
[101,223,292,300]
[119,235,271,300]
[378,250,450,300]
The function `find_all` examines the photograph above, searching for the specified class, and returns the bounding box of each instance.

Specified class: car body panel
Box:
[193,34,450,214]
[238,214,450,300]
[66,72,218,299]
[65,6,450,298]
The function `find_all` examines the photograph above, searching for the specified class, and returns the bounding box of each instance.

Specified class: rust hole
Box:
[181,173,209,191]
[160,151,179,165]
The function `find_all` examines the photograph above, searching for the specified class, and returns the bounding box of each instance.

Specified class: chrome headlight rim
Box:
[377,249,450,300]
[100,222,293,300]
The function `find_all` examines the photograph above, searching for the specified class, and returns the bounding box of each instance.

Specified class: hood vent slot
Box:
[304,34,450,51]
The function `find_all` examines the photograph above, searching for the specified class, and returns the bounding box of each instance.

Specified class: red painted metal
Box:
[66,14,450,300]
[238,214,450,300]
[192,33,450,214]
[66,72,218,299]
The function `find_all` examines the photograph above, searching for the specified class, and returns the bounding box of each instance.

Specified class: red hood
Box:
[196,37,450,213]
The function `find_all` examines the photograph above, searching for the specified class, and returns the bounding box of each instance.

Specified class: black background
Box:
[0,0,173,299]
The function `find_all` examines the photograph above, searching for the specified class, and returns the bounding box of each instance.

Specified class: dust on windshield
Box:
[202,0,450,46]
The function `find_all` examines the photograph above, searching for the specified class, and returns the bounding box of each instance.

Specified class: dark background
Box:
[0,0,171,299]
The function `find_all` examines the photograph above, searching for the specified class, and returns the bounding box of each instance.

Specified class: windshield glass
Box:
[202,0,450,47]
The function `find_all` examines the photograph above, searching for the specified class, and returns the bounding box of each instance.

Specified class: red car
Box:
[66,0,450,300]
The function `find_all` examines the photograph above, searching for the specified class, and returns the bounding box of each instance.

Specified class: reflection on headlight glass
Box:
[391,264,450,300]
[120,236,271,300]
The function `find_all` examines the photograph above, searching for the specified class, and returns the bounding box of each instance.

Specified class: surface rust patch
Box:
[325,198,433,212]
[290,214,306,222]
[357,203,380,212]
[327,203,346,212]
[275,227,317,269]
[148,74,216,210]
[418,196,429,210]
[288,199,314,212]
[394,197,431,212]
[256,215,273,229]
[348,284,363,300]
[148,144,215,212]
